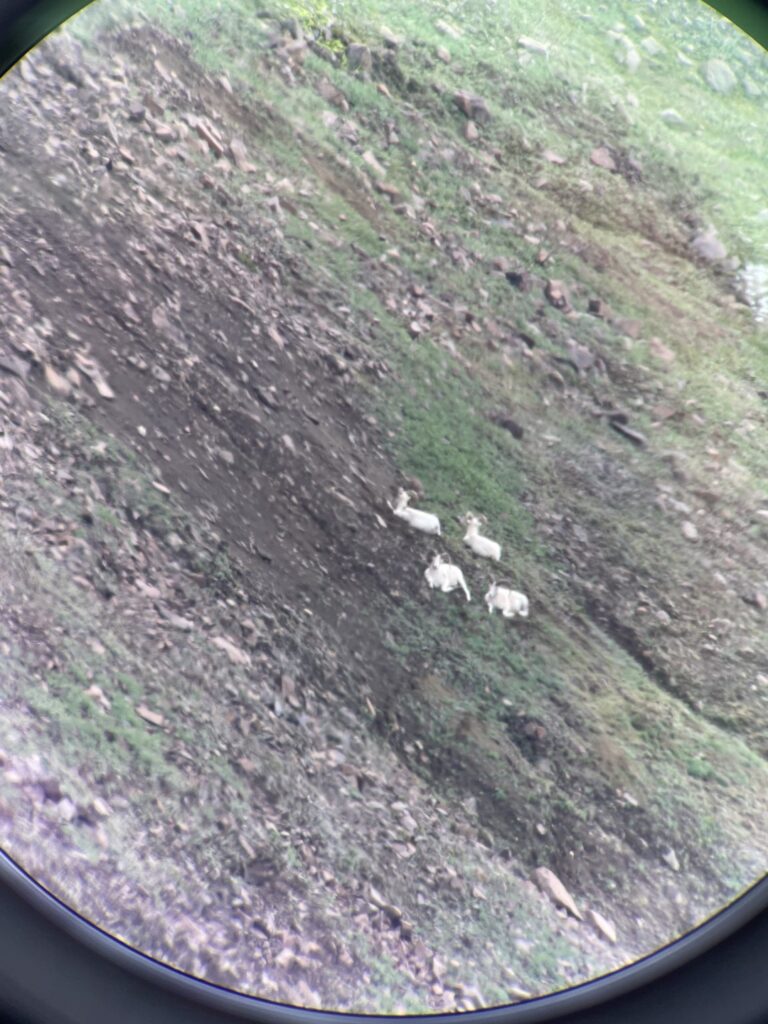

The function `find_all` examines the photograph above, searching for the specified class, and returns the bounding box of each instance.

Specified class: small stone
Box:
[166,614,194,632]
[743,77,762,99]
[464,120,479,142]
[544,279,572,312]
[92,797,111,818]
[691,228,727,262]
[435,19,462,39]
[648,337,676,364]
[586,908,617,943]
[211,636,251,666]
[153,123,177,144]
[744,591,767,611]
[507,986,533,1001]
[347,43,372,73]
[195,121,225,157]
[136,705,165,727]
[662,848,680,872]
[44,363,72,396]
[41,777,63,801]
[531,866,583,920]
[517,36,549,56]
[453,90,491,123]
[436,46,451,64]
[590,146,617,172]
[661,109,686,127]
[57,797,77,822]
[641,36,664,57]
[229,138,252,172]
[275,948,297,970]
[681,521,699,541]
[702,58,738,94]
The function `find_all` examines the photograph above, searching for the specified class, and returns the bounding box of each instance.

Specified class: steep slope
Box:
[0,1,767,1012]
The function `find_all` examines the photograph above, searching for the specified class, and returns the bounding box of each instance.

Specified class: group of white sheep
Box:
[388,488,529,619]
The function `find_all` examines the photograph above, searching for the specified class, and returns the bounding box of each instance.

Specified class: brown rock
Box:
[153,59,171,83]
[136,704,165,727]
[374,180,401,201]
[610,420,647,446]
[531,867,583,920]
[614,317,642,339]
[681,521,699,541]
[563,338,595,373]
[229,138,253,172]
[470,96,491,123]
[464,120,479,142]
[651,402,682,422]
[347,43,372,73]
[43,363,72,396]
[544,278,572,312]
[195,121,225,157]
[0,352,29,378]
[453,90,491,123]
[153,123,177,144]
[586,908,617,943]
[691,227,727,262]
[648,337,676,364]
[506,269,533,291]
[317,79,349,111]
[211,636,251,666]
[436,46,451,64]
[588,297,610,317]
[590,146,617,171]
[142,93,164,117]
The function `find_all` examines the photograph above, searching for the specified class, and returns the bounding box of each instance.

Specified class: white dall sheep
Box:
[389,488,441,536]
[462,513,502,562]
[424,553,471,601]
[485,581,529,618]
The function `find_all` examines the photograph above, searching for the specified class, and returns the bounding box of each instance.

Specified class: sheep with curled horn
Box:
[424,551,471,601]
[461,512,502,562]
[388,487,442,536]
[485,579,529,619]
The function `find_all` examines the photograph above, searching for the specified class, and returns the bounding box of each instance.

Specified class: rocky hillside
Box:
[1,0,767,1013]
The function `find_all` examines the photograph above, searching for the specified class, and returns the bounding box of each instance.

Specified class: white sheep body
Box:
[462,514,501,561]
[390,489,441,536]
[424,554,471,601]
[485,582,529,618]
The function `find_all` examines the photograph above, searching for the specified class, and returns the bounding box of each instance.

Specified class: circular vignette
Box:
[0,1,767,1023]
[1,849,768,1024]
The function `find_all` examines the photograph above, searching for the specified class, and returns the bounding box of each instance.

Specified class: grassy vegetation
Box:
[63,0,768,831]
[20,0,766,1006]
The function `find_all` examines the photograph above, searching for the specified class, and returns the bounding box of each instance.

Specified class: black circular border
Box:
[1,849,767,1023]
[1,0,767,1021]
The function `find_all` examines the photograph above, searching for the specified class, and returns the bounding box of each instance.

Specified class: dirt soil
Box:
[0,17,767,1016]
